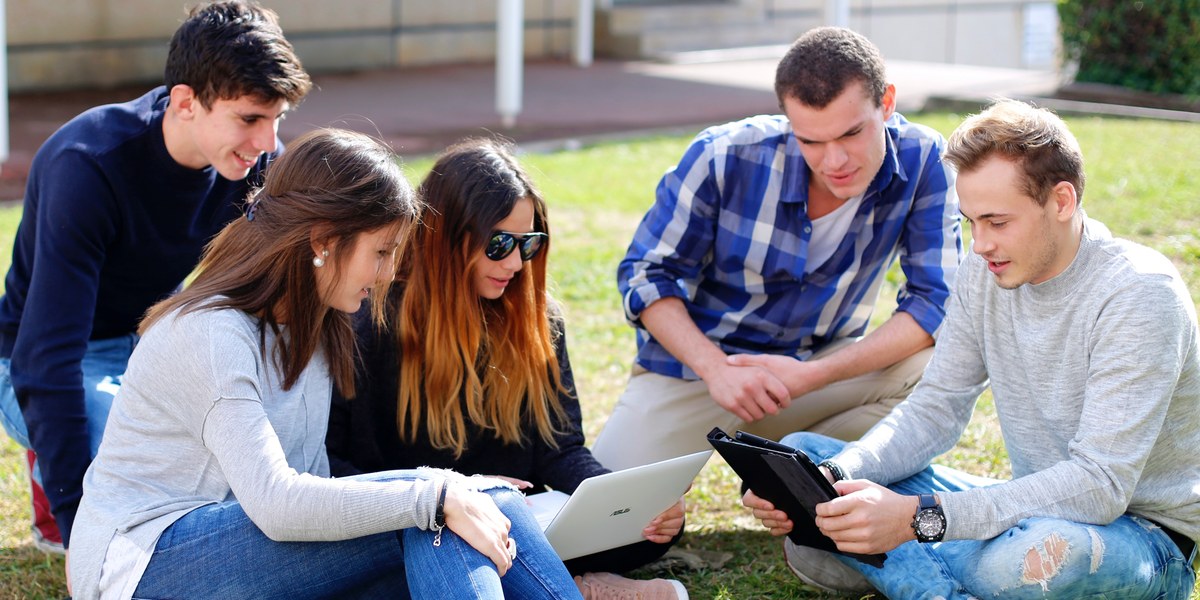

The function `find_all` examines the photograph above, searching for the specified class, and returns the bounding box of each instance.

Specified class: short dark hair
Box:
[164,1,311,109]
[775,27,887,109]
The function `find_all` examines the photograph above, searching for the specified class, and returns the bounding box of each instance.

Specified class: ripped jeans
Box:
[784,432,1197,600]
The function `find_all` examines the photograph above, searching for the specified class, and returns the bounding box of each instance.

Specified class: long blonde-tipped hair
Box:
[142,128,421,397]
[394,138,566,457]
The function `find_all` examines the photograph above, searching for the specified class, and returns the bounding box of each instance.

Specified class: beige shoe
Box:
[574,572,689,600]
[783,539,875,596]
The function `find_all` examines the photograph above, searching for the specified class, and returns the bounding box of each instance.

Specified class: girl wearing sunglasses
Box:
[68,129,580,600]
[327,138,689,599]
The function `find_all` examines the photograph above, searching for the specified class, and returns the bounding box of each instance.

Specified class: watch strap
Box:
[918,493,937,511]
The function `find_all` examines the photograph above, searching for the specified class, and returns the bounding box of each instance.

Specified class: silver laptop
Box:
[525,450,712,560]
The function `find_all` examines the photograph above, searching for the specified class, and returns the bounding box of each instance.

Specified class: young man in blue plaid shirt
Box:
[592,27,962,470]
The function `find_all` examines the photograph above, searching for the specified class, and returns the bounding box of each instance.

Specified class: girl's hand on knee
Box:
[443,484,514,575]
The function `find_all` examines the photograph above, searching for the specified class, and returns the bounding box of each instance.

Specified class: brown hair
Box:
[775,26,887,109]
[394,138,566,457]
[944,99,1086,205]
[165,1,311,109]
[141,128,421,397]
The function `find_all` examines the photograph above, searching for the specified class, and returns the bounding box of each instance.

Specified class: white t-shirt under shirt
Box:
[805,194,864,274]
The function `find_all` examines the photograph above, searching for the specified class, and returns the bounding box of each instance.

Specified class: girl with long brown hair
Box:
[68,129,580,600]
[328,137,689,599]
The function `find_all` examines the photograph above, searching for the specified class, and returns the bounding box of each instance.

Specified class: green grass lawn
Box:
[2,112,1198,599]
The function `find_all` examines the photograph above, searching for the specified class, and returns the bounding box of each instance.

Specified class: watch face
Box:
[916,513,938,535]
[916,509,946,540]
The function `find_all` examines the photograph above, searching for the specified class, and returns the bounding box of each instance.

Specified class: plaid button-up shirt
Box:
[618,113,962,379]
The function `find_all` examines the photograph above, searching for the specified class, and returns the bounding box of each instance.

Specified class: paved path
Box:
[0,57,1060,201]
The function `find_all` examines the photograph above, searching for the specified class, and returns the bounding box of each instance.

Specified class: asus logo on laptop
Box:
[609,507,631,517]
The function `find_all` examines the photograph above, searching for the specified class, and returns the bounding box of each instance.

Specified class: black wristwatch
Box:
[911,493,946,543]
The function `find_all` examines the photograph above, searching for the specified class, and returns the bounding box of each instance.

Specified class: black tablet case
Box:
[706,427,887,567]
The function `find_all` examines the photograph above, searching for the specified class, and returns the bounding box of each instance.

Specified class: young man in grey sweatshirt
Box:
[740,99,1198,599]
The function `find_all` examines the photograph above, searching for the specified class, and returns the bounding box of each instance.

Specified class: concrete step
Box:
[599,22,802,59]
[596,2,816,60]
[639,26,796,55]
[602,2,764,34]
[653,43,791,65]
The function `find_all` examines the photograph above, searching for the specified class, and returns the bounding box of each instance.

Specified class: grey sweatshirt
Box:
[69,305,445,599]
[835,217,1200,543]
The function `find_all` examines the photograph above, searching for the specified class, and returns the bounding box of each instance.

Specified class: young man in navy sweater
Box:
[0,0,310,564]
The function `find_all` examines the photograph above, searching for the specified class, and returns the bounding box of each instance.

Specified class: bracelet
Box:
[819,460,846,483]
[434,480,448,530]
[431,480,448,547]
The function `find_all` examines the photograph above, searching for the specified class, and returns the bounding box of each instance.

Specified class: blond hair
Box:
[944,99,1085,205]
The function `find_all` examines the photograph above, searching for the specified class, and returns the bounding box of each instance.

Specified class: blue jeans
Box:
[134,473,582,599]
[783,432,1198,600]
[0,334,135,545]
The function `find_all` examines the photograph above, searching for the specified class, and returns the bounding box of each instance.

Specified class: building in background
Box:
[5,0,1057,93]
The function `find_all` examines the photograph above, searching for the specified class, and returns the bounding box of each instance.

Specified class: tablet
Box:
[707,427,886,567]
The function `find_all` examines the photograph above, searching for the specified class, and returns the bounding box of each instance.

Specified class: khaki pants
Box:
[590,339,933,471]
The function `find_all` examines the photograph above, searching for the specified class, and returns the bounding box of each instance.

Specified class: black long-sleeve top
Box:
[327,303,609,493]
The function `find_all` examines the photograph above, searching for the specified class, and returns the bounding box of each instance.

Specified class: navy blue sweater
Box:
[327,299,609,494]
[0,87,277,546]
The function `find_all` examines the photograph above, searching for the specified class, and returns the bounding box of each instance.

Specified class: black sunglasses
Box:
[485,231,548,262]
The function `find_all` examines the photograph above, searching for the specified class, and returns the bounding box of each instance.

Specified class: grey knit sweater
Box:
[836,217,1200,544]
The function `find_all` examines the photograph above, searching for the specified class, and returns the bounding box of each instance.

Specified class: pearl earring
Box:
[313,249,328,268]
